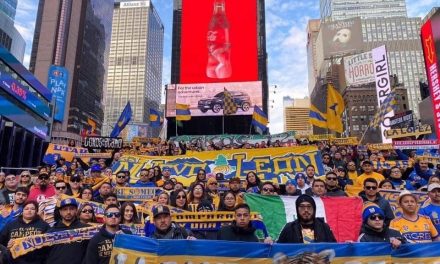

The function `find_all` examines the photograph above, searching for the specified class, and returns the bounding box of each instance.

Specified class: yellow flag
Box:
[326,84,345,133]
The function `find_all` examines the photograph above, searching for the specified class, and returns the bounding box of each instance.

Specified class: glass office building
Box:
[103,0,164,137]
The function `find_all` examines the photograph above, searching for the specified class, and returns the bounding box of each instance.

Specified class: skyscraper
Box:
[0,0,24,62]
[103,0,164,137]
[30,0,114,139]
[283,98,312,134]
[320,0,407,21]
[315,0,426,118]
[307,19,320,95]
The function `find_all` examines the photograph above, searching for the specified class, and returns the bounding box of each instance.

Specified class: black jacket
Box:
[217,221,259,242]
[0,217,50,264]
[277,218,336,243]
[326,187,347,197]
[150,223,191,239]
[45,219,90,264]
[359,191,395,226]
[358,223,406,243]
[83,225,131,264]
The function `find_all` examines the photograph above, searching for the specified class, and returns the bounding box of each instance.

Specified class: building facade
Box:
[30,0,114,139]
[284,98,312,134]
[0,46,52,168]
[0,11,24,62]
[307,19,321,95]
[103,0,164,137]
[320,0,407,21]
[343,78,409,142]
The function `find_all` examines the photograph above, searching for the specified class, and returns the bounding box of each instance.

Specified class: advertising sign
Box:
[421,10,440,141]
[0,70,50,120]
[120,0,149,8]
[120,123,149,142]
[343,51,375,86]
[389,110,413,129]
[322,17,363,58]
[47,65,69,122]
[180,0,258,83]
[166,81,262,117]
[83,137,123,149]
[372,45,394,143]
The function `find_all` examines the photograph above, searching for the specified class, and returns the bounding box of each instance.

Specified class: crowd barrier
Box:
[110,234,440,263]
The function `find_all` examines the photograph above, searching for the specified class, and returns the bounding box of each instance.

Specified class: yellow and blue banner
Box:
[176,103,191,121]
[43,143,89,164]
[309,104,328,129]
[149,108,162,127]
[110,101,132,138]
[112,146,324,186]
[326,84,345,133]
[111,235,440,263]
[114,187,156,201]
[251,105,268,133]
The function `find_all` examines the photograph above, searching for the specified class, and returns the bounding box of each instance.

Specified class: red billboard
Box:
[180,0,258,84]
[421,11,440,141]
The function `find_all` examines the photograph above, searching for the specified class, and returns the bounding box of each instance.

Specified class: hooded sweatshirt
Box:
[217,221,258,242]
[358,221,406,243]
[278,194,336,243]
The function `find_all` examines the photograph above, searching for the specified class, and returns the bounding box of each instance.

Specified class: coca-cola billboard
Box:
[180,0,258,84]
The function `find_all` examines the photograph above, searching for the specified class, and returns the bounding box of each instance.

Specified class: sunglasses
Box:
[82,209,94,214]
[56,186,66,190]
[369,214,384,221]
[116,176,126,179]
[365,186,378,190]
[71,179,81,183]
[38,176,49,180]
[105,212,121,218]
[21,175,30,178]
[209,182,218,185]
[176,195,186,199]
[263,188,274,193]
[326,177,338,181]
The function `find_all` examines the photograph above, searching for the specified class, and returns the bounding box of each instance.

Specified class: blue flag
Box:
[110,101,132,138]
[251,106,268,133]
[149,108,162,128]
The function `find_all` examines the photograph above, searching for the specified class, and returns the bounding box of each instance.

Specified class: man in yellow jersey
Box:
[355,160,385,187]
[390,190,440,243]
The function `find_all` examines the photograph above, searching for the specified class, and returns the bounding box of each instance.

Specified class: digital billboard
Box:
[47,65,69,122]
[166,81,262,117]
[421,9,440,141]
[322,17,363,58]
[343,51,375,86]
[180,0,258,84]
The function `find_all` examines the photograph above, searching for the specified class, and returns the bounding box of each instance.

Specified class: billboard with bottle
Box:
[180,0,258,84]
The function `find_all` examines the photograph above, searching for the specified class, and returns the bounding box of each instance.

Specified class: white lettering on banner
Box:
[372,45,394,143]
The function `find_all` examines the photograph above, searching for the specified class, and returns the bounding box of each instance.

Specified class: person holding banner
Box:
[77,203,97,225]
[46,198,90,264]
[131,168,156,188]
[84,204,131,264]
[391,191,440,243]
[407,160,434,190]
[114,171,129,188]
[0,187,28,231]
[0,200,50,264]
[358,204,405,248]
[149,205,195,240]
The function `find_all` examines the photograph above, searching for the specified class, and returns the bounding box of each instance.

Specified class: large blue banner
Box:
[47,65,69,122]
[111,234,440,263]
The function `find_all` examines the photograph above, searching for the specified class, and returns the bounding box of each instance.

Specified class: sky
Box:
[15,0,438,134]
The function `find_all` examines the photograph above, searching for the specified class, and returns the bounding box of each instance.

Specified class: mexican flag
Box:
[244,194,363,242]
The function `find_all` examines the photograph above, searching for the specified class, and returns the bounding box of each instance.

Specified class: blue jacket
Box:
[131,180,156,188]
[0,207,22,232]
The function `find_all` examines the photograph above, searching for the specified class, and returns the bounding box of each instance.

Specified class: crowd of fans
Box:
[0,140,439,263]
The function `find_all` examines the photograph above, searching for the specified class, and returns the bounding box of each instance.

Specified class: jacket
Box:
[46,219,90,264]
[359,191,394,226]
[150,223,190,239]
[358,222,406,243]
[326,187,347,197]
[0,217,50,264]
[0,189,16,205]
[277,218,336,243]
[83,225,131,264]
[217,221,259,242]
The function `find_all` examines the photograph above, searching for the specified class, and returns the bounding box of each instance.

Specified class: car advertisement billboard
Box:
[322,17,363,58]
[166,81,262,117]
[180,0,258,84]
[343,51,375,86]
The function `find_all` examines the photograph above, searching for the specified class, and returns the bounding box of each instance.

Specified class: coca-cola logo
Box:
[11,82,27,100]
[207,31,218,41]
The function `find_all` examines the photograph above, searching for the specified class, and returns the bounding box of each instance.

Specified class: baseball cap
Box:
[152,205,170,218]
[90,164,102,172]
[55,168,65,174]
[362,160,373,166]
[294,172,306,181]
[362,204,385,222]
[428,183,440,192]
[398,190,416,203]
[59,198,78,209]
[286,179,297,187]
